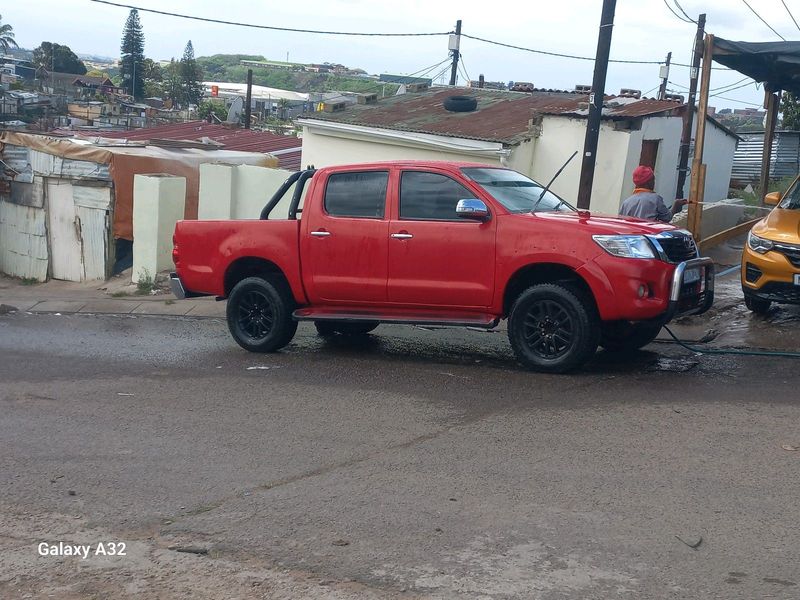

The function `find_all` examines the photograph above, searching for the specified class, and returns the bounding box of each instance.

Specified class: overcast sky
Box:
[5,0,800,109]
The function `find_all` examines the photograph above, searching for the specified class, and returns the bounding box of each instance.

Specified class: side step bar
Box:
[293,308,499,329]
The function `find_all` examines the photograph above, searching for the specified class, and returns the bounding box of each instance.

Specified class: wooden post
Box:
[244,69,253,130]
[758,89,780,206]
[687,33,714,242]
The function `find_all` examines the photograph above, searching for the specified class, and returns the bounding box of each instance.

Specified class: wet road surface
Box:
[1,311,799,599]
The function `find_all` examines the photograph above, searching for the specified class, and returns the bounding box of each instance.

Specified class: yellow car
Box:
[742,179,800,314]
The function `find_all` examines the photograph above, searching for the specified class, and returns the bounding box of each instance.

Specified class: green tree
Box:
[32,42,87,74]
[197,100,227,122]
[163,58,183,106]
[0,14,19,54]
[180,40,203,105]
[781,91,800,130]
[120,8,145,99]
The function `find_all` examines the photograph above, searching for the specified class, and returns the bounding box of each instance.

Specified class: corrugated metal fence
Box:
[731,130,800,183]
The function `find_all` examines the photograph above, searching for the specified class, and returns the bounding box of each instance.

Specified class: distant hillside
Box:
[197,54,398,95]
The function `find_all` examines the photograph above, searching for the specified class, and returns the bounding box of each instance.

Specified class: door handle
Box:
[310,230,331,237]
[390,233,413,239]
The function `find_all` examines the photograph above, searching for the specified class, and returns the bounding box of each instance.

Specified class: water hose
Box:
[662,325,800,358]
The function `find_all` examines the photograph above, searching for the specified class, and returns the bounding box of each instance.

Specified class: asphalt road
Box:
[1,311,799,599]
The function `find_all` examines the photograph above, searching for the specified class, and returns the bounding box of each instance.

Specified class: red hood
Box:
[518,211,681,236]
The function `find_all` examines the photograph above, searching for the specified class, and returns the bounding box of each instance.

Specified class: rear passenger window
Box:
[400,171,475,220]
[324,171,388,218]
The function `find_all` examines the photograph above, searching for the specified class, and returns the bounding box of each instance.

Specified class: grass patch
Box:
[135,269,159,295]
[110,291,130,298]
[20,277,39,286]
[164,299,175,305]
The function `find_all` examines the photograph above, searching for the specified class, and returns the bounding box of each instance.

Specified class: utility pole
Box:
[576,0,616,210]
[449,20,462,86]
[657,52,671,100]
[244,68,253,129]
[675,13,706,200]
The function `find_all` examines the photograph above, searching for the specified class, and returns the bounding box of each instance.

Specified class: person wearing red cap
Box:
[619,165,688,222]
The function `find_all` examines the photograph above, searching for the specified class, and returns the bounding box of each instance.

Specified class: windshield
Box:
[779,177,800,210]
[461,167,575,214]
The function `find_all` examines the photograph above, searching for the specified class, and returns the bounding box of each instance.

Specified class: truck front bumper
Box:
[664,257,715,320]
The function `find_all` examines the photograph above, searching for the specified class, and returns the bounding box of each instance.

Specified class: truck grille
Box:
[651,232,698,263]
[773,242,800,268]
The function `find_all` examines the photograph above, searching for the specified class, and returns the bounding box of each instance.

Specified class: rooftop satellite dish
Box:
[226,96,244,123]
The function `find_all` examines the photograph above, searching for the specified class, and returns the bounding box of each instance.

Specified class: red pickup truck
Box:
[171,161,714,372]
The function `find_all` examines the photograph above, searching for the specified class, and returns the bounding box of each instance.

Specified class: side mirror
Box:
[764,191,781,206]
[456,199,490,221]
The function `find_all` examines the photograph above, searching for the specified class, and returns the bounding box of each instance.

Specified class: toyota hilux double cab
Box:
[171,161,714,373]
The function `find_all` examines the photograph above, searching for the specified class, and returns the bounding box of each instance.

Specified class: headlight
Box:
[747,231,774,254]
[592,235,656,259]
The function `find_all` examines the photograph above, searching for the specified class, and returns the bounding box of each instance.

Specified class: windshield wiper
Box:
[531,150,578,213]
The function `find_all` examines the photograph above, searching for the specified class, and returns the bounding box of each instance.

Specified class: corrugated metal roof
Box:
[731,130,800,182]
[66,121,303,170]
[300,88,684,145]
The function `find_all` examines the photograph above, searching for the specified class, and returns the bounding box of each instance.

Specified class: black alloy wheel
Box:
[226,276,297,352]
[508,283,599,373]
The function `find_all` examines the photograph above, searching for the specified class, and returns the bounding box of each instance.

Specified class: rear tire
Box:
[314,320,379,336]
[600,321,662,352]
[744,294,771,315]
[226,276,297,352]
[508,283,599,373]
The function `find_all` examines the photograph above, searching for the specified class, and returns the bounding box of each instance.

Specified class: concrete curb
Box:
[0,297,226,319]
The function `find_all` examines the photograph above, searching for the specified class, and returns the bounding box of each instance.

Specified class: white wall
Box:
[132,174,186,283]
[622,116,683,205]
[700,123,738,203]
[529,117,632,215]
[301,126,504,169]
[198,164,295,220]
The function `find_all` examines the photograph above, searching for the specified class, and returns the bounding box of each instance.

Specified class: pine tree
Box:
[180,41,203,106]
[120,8,145,99]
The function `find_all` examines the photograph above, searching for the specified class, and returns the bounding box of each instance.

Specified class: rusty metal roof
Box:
[66,121,303,170]
[301,89,685,145]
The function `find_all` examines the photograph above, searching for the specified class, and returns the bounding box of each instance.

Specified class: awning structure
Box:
[688,36,800,247]
[712,38,800,94]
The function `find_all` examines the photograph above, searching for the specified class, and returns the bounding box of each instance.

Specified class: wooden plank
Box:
[698,217,762,251]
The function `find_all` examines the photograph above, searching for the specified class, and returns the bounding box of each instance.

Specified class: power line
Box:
[460,33,661,64]
[781,0,800,33]
[663,0,693,23]
[458,54,472,85]
[89,0,450,36]
[709,80,756,97]
[740,0,786,40]
[711,95,761,106]
[672,0,697,23]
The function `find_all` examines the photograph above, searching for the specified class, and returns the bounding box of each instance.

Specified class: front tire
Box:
[600,321,662,352]
[744,294,771,315]
[508,283,599,373]
[314,320,379,336]
[226,276,297,352]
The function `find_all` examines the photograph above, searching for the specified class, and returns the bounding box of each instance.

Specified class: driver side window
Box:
[400,171,475,221]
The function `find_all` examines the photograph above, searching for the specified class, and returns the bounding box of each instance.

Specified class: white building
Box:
[297,88,739,215]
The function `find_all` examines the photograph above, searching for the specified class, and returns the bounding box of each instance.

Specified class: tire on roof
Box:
[443,95,478,113]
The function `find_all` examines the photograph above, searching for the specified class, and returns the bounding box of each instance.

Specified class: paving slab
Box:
[130,301,194,316]
[0,300,42,312]
[28,300,87,313]
[184,299,227,317]
[78,300,139,314]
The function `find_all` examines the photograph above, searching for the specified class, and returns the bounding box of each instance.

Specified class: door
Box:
[73,185,112,281]
[640,139,660,169]
[302,170,390,303]
[387,170,496,307]
[46,180,83,281]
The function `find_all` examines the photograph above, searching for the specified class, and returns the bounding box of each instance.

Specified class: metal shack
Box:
[0,132,276,282]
